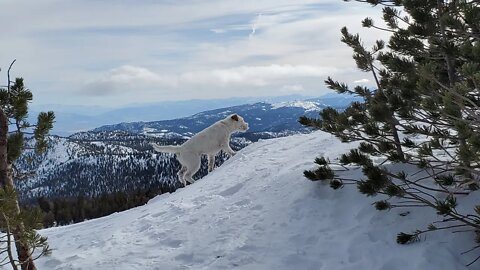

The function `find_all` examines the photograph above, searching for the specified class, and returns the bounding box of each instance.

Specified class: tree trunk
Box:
[389,119,405,162]
[0,108,8,189]
[369,63,405,162]
[0,109,37,270]
[437,0,456,87]
[436,0,472,178]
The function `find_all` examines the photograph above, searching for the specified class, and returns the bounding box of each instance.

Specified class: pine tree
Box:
[301,0,480,262]
[0,60,54,270]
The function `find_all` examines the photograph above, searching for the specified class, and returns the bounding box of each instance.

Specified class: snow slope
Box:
[36,131,475,270]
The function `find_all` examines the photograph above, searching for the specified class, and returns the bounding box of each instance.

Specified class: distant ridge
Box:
[17,96,358,201]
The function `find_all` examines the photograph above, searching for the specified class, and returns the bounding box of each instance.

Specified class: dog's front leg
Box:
[180,178,187,187]
[223,145,236,157]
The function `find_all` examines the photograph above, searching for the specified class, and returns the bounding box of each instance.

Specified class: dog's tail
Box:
[151,143,181,154]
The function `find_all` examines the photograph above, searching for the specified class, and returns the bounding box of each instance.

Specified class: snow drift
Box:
[36,131,474,270]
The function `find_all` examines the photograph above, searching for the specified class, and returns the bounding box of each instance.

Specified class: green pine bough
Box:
[0,60,54,270]
[301,0,480,266]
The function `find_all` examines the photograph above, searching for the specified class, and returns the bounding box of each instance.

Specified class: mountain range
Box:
[30,95,313,135]
[16,95,358,202]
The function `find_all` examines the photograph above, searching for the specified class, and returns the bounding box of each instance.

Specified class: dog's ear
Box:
[231,114,239,121]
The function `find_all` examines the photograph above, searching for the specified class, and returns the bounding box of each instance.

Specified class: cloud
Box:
[249,14,260,39]
[104,65,160,83]
[210,28,227,34]
[1,0,388,107]
[281,84,305,93]
[83,64,336,96]
[82,65,175,96]
[353,78,370,84]
[78,63,344,104]
[180,64,334,86]
[192,6,388,70]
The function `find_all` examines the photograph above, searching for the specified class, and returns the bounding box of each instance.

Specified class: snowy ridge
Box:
[36,132,473,270]
[271,100,321,111]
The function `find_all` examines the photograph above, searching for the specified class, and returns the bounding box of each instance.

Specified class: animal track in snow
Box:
[250,204,263,211]
[163,238,182,248]
[218,183,244,197]
[234,199,250,207]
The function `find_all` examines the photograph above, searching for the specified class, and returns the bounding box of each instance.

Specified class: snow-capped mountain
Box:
[35,131,475,270]
[31,95,317,136]
[90,101,326,136]
[16,98,351,201]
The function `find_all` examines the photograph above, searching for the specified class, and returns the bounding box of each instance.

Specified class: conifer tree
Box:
[0,60,54,270]
[301,0,480,262]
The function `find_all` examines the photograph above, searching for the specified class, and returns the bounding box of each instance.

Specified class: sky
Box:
[0,0,388,108]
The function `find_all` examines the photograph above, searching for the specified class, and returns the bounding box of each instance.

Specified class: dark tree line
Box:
[15,133,249,202]
[27,183,175,227]
[16,135,246,227]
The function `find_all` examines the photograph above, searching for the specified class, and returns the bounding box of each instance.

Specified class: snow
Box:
[271,100,321,111]
[35,131,475,270]
[143,127,156,133]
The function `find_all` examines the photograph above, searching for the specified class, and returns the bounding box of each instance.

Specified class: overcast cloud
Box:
[0,0,388,107]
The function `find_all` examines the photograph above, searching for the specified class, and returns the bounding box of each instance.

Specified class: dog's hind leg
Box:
[182,154,201,185]
[207,154,215,172]
[177,165,188,187]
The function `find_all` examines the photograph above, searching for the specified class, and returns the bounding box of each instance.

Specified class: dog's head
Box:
[228,114,249,132]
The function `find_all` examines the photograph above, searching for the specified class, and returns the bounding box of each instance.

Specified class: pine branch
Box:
[348,0,400,7]
[467,255,480,267]
[1,212,19,270]
[385,169,469,195]
[391,204,428,208]
[368,24,397,33]
[462,244,480,255]
[6,59,16,94]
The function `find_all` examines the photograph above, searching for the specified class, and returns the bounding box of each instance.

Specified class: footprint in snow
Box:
[139,213,150,219]
[187,218,199,225]
[234,199,250,207]
[43,258,63,268]
[150,211,167,218]
[174,252,194,262]
[163,238,182,248]
[250,204,263,211]
[218,183,244,197]
[138,223,153,232]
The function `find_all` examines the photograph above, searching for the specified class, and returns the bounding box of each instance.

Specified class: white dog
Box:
[151,114,249,186]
